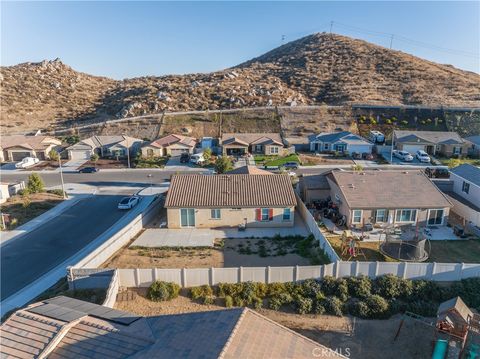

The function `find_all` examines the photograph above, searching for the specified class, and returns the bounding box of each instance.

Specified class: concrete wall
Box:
[116,261,480,288]
[167,206,295,229]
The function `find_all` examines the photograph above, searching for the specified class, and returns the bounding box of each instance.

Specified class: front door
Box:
[180,208,195,227]
[427,209,444,225]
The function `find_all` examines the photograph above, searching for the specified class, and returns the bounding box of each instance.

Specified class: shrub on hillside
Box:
[268,293,293,310]
[294,296,313,314]
[266,282,287,297]
[347,276,372,299]
[190,285,214,300]
[147,281,180,302]
[324,296,344,316]
[373,274,413,299]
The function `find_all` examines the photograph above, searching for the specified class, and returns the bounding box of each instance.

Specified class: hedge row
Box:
[184,275,480,319]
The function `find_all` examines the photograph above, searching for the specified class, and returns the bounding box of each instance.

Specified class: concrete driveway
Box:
[377,146,432,166]
[131,213,310,248]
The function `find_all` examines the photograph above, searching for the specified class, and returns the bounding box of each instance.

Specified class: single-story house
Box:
[442,164,480,226]
[165,173,297,228]
[325,170,452,228]
[0,296,343,359]
[465,135,480,157]
[0,135,62,162]
[67,135,143,160]
[393,130,468,157]
[221,133,284,156]
[0,181,25,203]
[309,131,373,154]
[141,134,197,157]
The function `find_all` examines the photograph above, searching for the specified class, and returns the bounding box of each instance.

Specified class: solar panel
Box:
[28,303,85,322]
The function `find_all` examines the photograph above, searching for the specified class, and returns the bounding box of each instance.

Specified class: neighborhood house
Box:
[221,133,284,156]
[0,135,61,162]
[141,134,197,157]
[309,131,373,154]
[465,135,480,157]
[164,173,297,228]
[67,135,143,160]
[393,130,468,157]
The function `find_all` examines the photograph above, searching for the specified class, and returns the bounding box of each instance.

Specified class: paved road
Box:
[0,193,132,300]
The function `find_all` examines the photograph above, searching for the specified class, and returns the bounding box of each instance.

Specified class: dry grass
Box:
[0,192,63,229]
[326,234,397,262]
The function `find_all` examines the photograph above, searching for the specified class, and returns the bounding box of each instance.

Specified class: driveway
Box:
[377,146,432,166]
[61,159,88,170]
[0,193,132,300]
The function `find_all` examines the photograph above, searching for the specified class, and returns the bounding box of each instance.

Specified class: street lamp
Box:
[147,174,153,194]
[123,134,131,169]
[58,156,67,199]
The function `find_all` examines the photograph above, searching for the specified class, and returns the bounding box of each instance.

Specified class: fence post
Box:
[239,266,243,283]
[153,268,158,283]
[428,262,436,280]
[354,261,359,276]
[374,261,379,278]
[457,263,465,280]
[182,268,187,288]
[266,266,271,284]
[295,265,299,282]
[67,266,75,290]
[334,261,339,279]
[134,268,140,287]
[402,262,408,279]
[210,267,215,286]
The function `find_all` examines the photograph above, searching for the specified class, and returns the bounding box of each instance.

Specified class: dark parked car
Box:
[282,162,299,170]
[362,152,374,160]
[78,167,99,173]
[180,153,190,163]
[425,166,450,179]
[351,152,362,160]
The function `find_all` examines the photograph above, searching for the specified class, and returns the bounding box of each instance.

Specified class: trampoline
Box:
[379,225,431,262]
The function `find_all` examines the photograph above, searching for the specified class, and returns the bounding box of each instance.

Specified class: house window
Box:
[335,144,346,152]
[375,209,387,223]
[324,143,329,150]
[211,209,221,219]
[283,208,291,221]
[352,210,362,224]
[257,208,273,222]
[261,208,270,221]
[462,181,470,194]
[255,145,263,153]
[453,146,462,155]
[270,146,279,154]
[427,209,444,225]
[395,209,417,223]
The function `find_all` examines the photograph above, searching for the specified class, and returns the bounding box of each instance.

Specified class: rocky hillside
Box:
[1,33,479,134]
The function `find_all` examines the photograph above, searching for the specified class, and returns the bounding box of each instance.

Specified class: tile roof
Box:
[437,297,473,324]
[165,174,297,208]
[329,170,452,209]
[450,164,480,187]
[221,133,283,146]
[227,166,273,175]
[0,135,60,151]
[68,135,142,150]
[394,130,464,145]
[147,134,196,148]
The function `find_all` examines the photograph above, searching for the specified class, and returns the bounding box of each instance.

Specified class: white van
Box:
[15,157,40,169]
[369,130,385,144]
[190,153,205,165]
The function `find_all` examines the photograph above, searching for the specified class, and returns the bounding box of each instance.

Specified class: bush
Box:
[48,149,59,161]
[373,274,405,299]
[147,281,180,302]
[203,296,215,305]
[47,189,66,197]
[190,285,213,300]
[364,295,390,319]
[90,153,99,163]
[347,276,372,299]
[27,173,44,193]
[406,300,438,317]
[348,300,370,318]
[321,276,338,296]
[267,282,287,297]
[214,156,233,174]
[225,295,234,308]
[268,293,293,310]
[335,278,349,302]
[324,296,343,316]
[294,296,313,314]
[301,279,323,299]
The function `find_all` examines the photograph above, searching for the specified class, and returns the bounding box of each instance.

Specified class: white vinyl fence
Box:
[296,193,340,262]
[116,261,480,288]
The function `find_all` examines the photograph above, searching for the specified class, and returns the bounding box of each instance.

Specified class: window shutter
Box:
[256,208,261,221]
[268,208,273,221]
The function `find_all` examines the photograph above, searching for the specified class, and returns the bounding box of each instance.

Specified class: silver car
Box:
[416,150,431,163]
[118,196,140,210]
[394,150,414,162]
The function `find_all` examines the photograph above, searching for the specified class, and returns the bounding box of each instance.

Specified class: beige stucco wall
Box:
[141,146,164,157]
[167,206,295,229]
[141,143,193,157]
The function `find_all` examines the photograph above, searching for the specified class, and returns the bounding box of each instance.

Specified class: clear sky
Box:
[1,1,479,79]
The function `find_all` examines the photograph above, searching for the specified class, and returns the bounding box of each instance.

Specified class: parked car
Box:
[78,167,99,173]
[190,153,205,165]
[118,196,140,210]
[416,150,431,163]
[15,157,39,169]
[425,166,450,179]
[362,152,374,160]
[394,150,413,162]
[351,152,362,160]
[368,130,385,144]
[180,153,190,163]
[282,162,299,170]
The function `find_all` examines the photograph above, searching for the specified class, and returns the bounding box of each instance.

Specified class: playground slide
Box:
[432,340,448,359]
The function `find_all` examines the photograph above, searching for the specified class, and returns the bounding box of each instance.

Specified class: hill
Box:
[1,33,479,134]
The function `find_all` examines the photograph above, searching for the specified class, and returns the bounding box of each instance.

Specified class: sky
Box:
[1,1,479,79]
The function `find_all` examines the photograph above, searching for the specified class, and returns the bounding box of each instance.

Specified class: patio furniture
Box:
[238,223,246,231]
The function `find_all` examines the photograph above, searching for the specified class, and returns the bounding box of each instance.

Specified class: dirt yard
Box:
[28,160,59,170]
[79,158,128,169]
[103,237,318,269]
[298,153,355,166]
[0,192,63,229]
[115,288,435,359]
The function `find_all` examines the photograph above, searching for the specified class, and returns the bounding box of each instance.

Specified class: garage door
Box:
[12,152,31,161]
[170,148,189,157]
[402,145,425,153]
[69,150,91,160]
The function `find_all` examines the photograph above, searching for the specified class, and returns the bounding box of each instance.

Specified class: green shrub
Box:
[406,300,437,317]
[225,295,234,308]
[364,295,390,319]
[147,281,180,302]
[347,276,372,299]
[294,296,313,314]
[320,276,337,296]
[301,279,323,299]
[203,296,215,305]
[348,300,370,318]
[267,282,287,297]
[253,297,263,310]
[373,274,404,299]
[285,282,306,297]
[27,173,44,193]
[335,278,349,302]
[324,296,343,316]
[190,285,213,300]
[47,189,66,197]
[450,278,480,309]
[268,293,293,310]
[313,302,326,315]
[410,280,446,302]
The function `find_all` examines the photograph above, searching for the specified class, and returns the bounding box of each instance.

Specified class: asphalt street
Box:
[0,193,132,300]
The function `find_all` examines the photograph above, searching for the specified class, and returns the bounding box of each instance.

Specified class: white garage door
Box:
[403,145,425,153]
[170,148,189,157]
[69,150,91,160]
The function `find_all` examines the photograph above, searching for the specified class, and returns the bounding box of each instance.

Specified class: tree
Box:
[203,148,212,163]
[48,149,59,161]
[90,153,99,163]
[27,173,44,193]
[351,164,364,172]
[215,156,233,174]
[447,158,462,169]
[21,189,31,216]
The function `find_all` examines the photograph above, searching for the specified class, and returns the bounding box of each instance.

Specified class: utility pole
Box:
[123,134,131,169]
[58,157,67,199]
[330,21,334,34]
[281,35,285,44]
[389,34,394,49]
